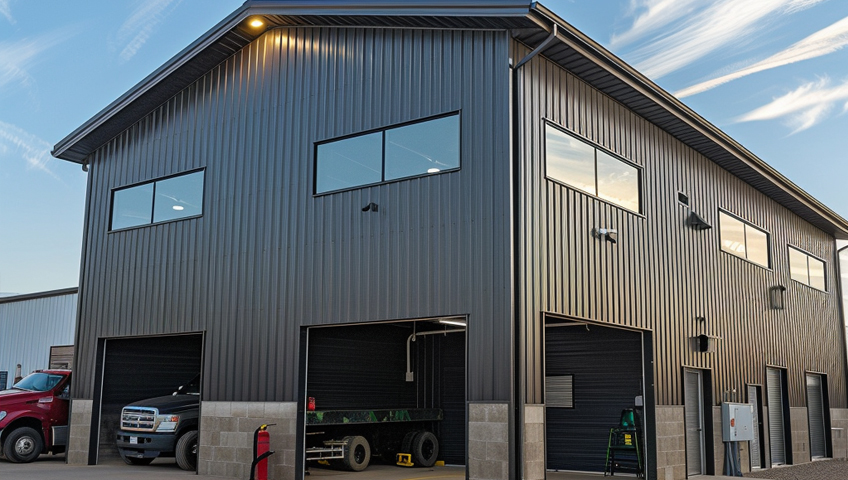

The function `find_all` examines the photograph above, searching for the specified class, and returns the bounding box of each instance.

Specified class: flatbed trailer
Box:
[305,408,442,471]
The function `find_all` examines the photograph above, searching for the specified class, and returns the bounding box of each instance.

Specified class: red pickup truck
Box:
[0,370,71,463]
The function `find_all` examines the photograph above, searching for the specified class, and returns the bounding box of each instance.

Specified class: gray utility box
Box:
[721,402,755,442]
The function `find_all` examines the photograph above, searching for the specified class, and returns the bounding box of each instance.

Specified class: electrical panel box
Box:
[721,402,755,442]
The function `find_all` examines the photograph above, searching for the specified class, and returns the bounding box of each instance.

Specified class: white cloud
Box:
[0,29,75,92]
[613,0,827,79]
[0,0,13,24]
[115,0,182,62]
[0,120,57,178]
[736,76,848,133]
[676,16,848,98]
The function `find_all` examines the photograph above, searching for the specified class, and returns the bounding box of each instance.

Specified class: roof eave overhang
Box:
[50,1,848,239]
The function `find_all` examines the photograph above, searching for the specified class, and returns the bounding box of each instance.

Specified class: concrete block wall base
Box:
[831,408,848,459]
[655,406,685,480]
[198,401,297,480]
[67,399,93,465]
[468,402,509,480]
[523,405,545,480]
[790,407,810,465]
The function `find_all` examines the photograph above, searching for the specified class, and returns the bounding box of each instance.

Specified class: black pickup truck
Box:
[115,375,199,470]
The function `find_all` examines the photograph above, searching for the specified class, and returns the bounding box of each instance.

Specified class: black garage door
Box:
[95,334,203,462]
[545,324,643,472]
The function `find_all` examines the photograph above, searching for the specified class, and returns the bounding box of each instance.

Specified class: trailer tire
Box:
[342,436,370,471]
[175,430,198,471]
[411,431,439,468]
[401,430,419,454]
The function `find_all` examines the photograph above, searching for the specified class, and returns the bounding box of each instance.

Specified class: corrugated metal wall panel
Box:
[75,27,512,403]
[0,293,77,380]
[515,40,847,409]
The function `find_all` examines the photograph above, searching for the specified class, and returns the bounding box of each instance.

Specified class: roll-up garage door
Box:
[807,374,827,459]
[767,368,786,465]
[684,369,704,476]
[544,325,643,472]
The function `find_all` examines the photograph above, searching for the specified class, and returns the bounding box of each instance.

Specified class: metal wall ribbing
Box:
[515,40,847,408]
[0,291,77,378]
[75,27,512,402]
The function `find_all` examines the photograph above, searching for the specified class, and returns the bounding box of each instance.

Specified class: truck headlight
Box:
[155,414,180,432]
[0,411,6,422]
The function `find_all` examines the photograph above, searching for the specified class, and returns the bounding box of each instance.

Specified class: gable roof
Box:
[51,0,848,238]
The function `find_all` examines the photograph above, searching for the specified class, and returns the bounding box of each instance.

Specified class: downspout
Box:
[511,22,559,480]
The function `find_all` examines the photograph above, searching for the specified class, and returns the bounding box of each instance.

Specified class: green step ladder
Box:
[604,409,644,478]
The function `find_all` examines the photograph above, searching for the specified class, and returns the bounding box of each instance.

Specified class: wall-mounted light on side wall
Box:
[592,227,617,244]
[362,202,379,212]
[769,285,786,310]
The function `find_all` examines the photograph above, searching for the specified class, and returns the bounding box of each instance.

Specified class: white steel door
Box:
[767,367,786,465]
[747,385,762,469]
[807,374,827,459]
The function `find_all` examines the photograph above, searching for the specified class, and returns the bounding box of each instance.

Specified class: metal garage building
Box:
[51,1,848,479]
[0,288,77,388]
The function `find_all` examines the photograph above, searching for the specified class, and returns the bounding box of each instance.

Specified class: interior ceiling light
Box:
[438,318,466,327]
[427,168,440,173]
[172,205,184,211]
[249,18,264,28]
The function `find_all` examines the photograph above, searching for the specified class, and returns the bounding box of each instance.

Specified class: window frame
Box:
[313,111,461,196]
[109,168,206,232]
[717,210,771,269]
[788,245,827,292]
[543,120,643,214]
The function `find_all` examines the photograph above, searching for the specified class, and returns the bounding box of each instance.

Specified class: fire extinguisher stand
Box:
[249,424,276,480]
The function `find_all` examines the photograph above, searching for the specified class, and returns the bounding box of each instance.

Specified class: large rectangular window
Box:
[718,211,770,268]
[315,113,460,194]
[789,246,826,291]
[545,123,641,213]
[110,170,204,231]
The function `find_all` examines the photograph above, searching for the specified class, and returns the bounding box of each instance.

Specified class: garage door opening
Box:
[302,317,466,478]
[544,320,650,476]
[90,333,203,468]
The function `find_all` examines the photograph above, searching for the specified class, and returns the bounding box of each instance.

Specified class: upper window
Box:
[111,170,204,231]
[545,123,641,213]
[315,113,460,194]
[718,211,769,268]
[789,246,826,291]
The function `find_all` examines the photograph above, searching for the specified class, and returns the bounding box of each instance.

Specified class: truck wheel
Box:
[342,436,370,471]
[411,431,439,468]
[175,430,198,471]
[3,427,43,463]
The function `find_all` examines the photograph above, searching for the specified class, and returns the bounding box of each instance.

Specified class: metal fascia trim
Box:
[527,5,848,237]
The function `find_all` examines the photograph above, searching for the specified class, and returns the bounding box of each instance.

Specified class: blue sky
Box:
[1,0,847,295]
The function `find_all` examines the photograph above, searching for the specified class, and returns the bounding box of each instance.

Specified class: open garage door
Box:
[545,321,646,474]
[93,333,203,465]
[303,318,466,476]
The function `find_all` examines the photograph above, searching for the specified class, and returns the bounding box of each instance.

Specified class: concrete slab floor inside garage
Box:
[306,464,465,479]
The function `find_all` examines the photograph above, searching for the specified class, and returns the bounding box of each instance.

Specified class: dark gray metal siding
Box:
[73,27,512,403]
[515,40,847,409]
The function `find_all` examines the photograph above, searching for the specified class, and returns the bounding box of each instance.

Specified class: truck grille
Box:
[121,407,158,432]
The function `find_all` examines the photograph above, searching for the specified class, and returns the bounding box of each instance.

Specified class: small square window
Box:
[545,375,574,408]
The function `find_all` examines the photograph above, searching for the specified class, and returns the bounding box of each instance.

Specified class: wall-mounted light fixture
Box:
[690,334,719,353]
[687,211,712,230]
[362,202,378,212]
[592,227,618,244]
[769,285,786,310]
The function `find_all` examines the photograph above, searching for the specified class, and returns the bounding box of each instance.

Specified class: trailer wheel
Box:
[175,430,198,471]
[401,430,419,454]
[411,431,439,468]
[342,436,371,471]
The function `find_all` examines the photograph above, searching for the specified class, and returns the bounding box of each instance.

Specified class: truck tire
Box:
[3,427,43,463]
[401,430,419,453]
[341,435,370,471]
[411,431,439,468]
[175,430,198,471]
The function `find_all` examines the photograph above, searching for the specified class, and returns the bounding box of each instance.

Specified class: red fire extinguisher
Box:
[249,424,275,480]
